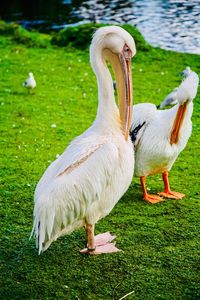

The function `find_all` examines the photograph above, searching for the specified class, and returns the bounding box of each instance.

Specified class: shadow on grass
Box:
[0,90,27,96]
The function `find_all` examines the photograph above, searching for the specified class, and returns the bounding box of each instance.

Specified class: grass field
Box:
[0,23,200,300]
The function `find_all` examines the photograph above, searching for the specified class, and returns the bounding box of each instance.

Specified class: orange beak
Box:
[170,102,187,144]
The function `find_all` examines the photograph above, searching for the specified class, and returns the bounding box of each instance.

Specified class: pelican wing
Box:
[33,137,120,253]
[34,133,109,199]
[130,103,157,145]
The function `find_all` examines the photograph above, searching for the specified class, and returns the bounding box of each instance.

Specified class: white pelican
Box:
[31,26,136,254]
[130,69,199,204]
[23,72,36,93]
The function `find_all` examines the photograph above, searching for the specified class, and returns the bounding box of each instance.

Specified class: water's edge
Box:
[1,0,200,54]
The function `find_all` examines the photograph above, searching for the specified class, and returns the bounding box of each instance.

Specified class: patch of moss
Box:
[0,21,50,48]
[51,23,151,51]
[0,21,18,35]
[51,23,104,48]
[0,21,151,51]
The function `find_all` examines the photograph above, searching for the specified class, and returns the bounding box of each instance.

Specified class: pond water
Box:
[1,0,200,54]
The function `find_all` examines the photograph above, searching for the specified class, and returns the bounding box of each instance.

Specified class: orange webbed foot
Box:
[143,194,164,204]
[158,191,185,199]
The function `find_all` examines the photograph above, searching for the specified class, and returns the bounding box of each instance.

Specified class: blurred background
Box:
[0,0,200,54]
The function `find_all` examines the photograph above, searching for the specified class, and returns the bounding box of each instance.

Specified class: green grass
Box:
[0,23,200,300]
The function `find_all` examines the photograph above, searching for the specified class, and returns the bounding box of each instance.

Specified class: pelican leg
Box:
[158,171,185,199]
[86,224,95,251]
[140,176,163,204]
[80,224,121,255]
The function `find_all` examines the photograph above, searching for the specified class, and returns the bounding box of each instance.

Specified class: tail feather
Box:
[31,192,85,254]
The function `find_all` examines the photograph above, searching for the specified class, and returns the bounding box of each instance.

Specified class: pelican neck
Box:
[90,46,119,126]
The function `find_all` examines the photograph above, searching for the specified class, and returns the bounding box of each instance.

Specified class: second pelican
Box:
[130,68,199,203]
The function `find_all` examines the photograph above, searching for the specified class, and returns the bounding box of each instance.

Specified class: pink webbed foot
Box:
[94,232,116,246]
[80,243,121,255]
[80,232,121,255]
[158,190,185,199]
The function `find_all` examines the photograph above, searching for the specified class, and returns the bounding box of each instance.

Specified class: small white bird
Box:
[130,68,199,204]
[23,72,36,93]
[31,26,136,254]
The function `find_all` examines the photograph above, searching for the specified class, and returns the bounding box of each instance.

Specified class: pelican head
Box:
[91,26,136,56]
[90,26,136,140]
[177,69,199,105]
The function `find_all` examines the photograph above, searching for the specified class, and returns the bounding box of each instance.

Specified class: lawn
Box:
[0,23,200,300]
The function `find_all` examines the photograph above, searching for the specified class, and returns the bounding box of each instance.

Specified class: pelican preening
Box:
[131,69,199,204]
[23,72,36,93]
[31,26,136,254]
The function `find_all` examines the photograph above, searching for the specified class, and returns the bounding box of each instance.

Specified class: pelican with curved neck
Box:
[90,28,134,140]
[32,26,136,255]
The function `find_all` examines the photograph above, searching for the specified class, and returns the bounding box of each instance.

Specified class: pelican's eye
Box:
[123,44,132,59]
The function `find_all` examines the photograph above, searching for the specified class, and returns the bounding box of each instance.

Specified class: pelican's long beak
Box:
[119,47,133,140]
[170,102,187,144]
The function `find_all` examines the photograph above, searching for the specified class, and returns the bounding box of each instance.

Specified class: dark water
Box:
[1,0,200,54]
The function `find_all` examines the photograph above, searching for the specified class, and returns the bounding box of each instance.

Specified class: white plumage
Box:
[131,68,199,203]
[31,26,136,254]
[23,72,36,92]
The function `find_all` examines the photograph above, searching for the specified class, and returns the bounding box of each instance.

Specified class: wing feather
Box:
[33,139,120,253]
[34,133,108,200]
